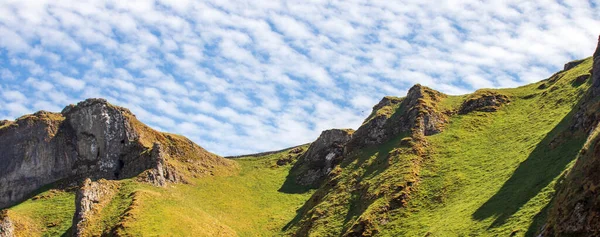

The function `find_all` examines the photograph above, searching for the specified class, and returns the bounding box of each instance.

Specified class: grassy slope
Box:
[3,58,594,237]
[7,145,313,236]
[381,58,593,236]
[7,189,75,237]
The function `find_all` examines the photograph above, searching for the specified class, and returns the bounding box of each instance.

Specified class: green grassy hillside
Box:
[385,58,593,236]
[6,145,313,236]
[1,57,595,237]
[284,57,594,236]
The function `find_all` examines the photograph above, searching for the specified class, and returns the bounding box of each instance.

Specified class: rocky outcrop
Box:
[0,210,14,237]
[571,36,600,133]
[72,179,119,236]
[140,143,181,187]
[292,129,353,187]
[564,59,586,71]
[542,35,600,236]
[347,84,448,150]
[541,127,600,236]
[458,90,510,114]
[0,98,235,209]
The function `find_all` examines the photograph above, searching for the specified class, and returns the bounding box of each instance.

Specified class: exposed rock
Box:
[541,129,600,236]
[139,143,181,187]
[542,36,600,237]
[571,36,600,133]
[564,59,586,71]
[458,90,510,114]
[0,210,14,237]
[347,84,448,150]
[292,129,353,187]
[0,98,234,209]
[289,147,304,154]
[72,178,119,236]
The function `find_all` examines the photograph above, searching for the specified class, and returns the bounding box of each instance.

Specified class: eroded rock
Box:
[140,143,181,187]
[458,90,510,114]
[72,178,119,237]
[564,59,586,71]
[347,84,448,150]
[293,129,353,187]
[0,210,14,237]
[0,98,233,209]
[542,35,600,237]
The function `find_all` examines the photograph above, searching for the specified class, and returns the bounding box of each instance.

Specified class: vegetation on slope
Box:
[381,57,594,236]
[285,57,593,236]
[6,145,313,236]
[1,57,596,237]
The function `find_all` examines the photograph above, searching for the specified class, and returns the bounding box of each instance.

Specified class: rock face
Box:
[0,210,14,237]
[347,84,448,150]
[140,143,181,187]
[571,36,600,133]
[72,179,119,236]
[292,129,353,187]
[458,90,510,114]
[542,35,600,236]
[0,98,234,209]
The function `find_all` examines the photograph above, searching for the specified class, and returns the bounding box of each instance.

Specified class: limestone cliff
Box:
[0,98,235,209]
[72,179,119,237]
[291,129,354,187]
[347,84,448,150]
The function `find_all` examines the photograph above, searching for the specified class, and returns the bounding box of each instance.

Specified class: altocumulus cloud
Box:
[0,0,599,155]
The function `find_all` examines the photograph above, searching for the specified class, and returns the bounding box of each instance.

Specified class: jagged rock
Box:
[140,143,181,187]
[293,129,353,187]
[564,59,586,71]
[458,90,510,114]
[347,84,448,150]
[72,178,119,237]
[0,98,233,209]
[0,210,14,237]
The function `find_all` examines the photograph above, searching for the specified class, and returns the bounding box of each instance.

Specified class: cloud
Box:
[0,0,599,155]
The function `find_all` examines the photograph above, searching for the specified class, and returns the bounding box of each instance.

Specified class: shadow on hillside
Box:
[472,108,586,229]
[278,173,314,194]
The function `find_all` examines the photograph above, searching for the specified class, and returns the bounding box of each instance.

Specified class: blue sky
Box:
[0,0,599,156]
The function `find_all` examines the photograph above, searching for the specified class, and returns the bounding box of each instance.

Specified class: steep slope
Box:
[283,50,595,236]
[0,98,236,209]
[540,37,600,236]
[2,145,313,236]
[0,98,238,236]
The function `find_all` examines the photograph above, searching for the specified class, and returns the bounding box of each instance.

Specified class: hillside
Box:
[1,37,600,236]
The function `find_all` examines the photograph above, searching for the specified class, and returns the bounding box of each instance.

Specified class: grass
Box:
[8,189,75,237]
[2,57,596,237]
[6,146,313,236]
[379,57,593,236]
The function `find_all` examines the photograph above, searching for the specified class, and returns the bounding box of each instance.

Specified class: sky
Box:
[0,0,599,156]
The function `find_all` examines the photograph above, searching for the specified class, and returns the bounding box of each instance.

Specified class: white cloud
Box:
[0,0,599,155]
